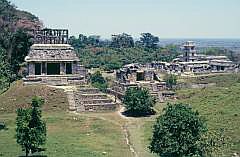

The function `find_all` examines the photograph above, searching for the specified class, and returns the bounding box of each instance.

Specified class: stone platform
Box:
[73,87,118,112]
[23,75,86,86]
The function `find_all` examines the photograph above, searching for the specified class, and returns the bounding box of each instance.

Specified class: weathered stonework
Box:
[153,41,238,74]
[73,87,118,112]
[24,44,87,85]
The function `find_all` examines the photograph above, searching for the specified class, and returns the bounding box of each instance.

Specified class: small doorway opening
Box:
[35,63,41,75]
[47,63,60,75]
[136,72,144,81]
[66,63,72,74]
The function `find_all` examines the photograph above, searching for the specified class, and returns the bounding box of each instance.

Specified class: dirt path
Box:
[72,109,139,157]
[116,106,140,157]
[122,124,139,157]
[117,105,157,157]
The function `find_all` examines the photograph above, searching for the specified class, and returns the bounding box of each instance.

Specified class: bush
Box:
[90,71,106,84]
[0,122,6,130]
[164,74,177,89]
[92,82,108,92]
[123,87,156,116]
[149,103,223,157]
[90,71,108,92]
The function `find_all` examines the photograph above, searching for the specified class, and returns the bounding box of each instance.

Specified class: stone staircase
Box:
[73,87,118,112]
[66,90,77,111]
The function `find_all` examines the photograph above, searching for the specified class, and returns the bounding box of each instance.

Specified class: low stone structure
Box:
[116,63,158,83]
[113,63,168,101]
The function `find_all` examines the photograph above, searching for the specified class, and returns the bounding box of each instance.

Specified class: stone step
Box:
[76,103,117,112]
[76,88,100,94]
[76,99,113,104]
[73,86,118,112]
[74,93,108,99]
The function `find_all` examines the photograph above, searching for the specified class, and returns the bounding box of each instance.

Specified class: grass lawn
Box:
[0,81,132,157]
[0,112,132,157]
[127,74,240,157]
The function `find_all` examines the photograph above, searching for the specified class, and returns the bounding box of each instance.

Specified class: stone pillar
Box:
[42,62,46,75]
[72,62,77,74]
[60,62,65,75]
[28,62,35,76]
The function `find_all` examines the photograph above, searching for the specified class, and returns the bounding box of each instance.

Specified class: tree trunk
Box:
[25,147,29,157]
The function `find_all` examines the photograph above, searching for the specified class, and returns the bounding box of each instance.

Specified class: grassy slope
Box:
[128,74,240,157]
[0,81,132,157]
[0,81,68,113]
[176,85,240,154]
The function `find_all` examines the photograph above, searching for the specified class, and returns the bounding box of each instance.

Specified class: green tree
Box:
[90,71,106,84]
[111,33,134,48]
[69,34,88,48]
[90,71,108,92]
[123,87,156,116]
[139,33,159,49]
[165,74,177,89]
[69,34,101,48]
[16,96,46,157]
[0,47,12,93]
[149,103,208,157]
[87,35,100,47]
[10,29,33,75]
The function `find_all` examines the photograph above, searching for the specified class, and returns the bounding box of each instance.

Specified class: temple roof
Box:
[25,44,80,62]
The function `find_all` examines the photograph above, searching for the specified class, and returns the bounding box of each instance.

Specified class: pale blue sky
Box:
[10,0,240,38]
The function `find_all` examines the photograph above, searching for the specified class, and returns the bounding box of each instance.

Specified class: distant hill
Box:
[0,0,43,31]
[0,0,43,92]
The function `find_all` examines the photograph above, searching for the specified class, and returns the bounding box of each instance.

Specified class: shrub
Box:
[123,87,156,116]
[149,103,224,157]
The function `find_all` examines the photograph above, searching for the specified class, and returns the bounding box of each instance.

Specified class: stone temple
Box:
[23,29,117,112]
[23,29,87,85]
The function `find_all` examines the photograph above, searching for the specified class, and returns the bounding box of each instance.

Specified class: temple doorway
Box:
[47,63,60,75]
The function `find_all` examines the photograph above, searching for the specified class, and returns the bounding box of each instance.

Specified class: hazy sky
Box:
[10,0,240,39]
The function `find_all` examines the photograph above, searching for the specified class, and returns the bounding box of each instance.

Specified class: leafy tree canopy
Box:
[90,71,106,84]
[90,71,108,92]
[164,74,177,89]
[16,96,46,157]
[149,103,219,157]
[123,87,156,116]
[139,33,159,49]
[110,33,134,48]
[0,47,12,93]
